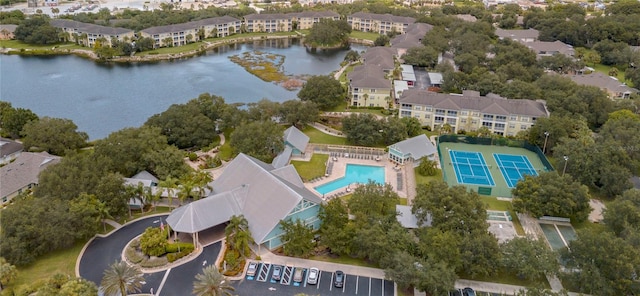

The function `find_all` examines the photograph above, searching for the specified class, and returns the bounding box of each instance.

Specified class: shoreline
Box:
[0,35,374,64]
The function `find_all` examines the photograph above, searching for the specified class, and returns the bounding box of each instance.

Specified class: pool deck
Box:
[302,154,407,201]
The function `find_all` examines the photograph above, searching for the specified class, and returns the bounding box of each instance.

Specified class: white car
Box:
[307,267,319,285]
[246,262,258,277]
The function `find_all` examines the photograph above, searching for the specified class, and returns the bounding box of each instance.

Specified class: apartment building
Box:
[291,11,340,30]
[524,40,574,58]
[348,64,393,108]
[361,47,396,72]
[347,12,416,35]
[390,22,433,56]
[398,89,549,136]
[140,16,241,48]
[244,13,292,33]
[569,73,639,99]
[50,19,135,47]
[1,152,60,205]
[495,28,539,43]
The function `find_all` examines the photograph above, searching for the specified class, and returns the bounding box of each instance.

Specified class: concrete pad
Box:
[488,220,518,243]
[588,199,605,223]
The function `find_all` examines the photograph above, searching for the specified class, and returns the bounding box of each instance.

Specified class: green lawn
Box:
[309,254,378,268]
[414,168,443,185]
[302,126,348,145]
[0,40,83,50]
[291,154,329,182]
[8,241,85,290]
[218,129,234,161]
[592,63,629,85]
[460,268,550,289]
[349,31,381,42]
[136,41,205,56]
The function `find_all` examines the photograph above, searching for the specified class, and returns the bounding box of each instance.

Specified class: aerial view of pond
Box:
[0,39,366,139]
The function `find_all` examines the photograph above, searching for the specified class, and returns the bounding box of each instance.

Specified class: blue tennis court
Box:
[493,153,538,188]
[449,150,495,186]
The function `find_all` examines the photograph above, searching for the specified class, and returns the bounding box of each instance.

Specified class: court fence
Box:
[437,135,555,172]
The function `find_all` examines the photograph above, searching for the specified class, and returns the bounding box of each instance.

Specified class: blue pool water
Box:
[314,164,385,195]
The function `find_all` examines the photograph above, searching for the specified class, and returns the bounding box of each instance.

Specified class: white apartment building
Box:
[398,89,549,136]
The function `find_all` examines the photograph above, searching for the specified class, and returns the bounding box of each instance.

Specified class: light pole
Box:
[543,131,550,154]
[562,155,569,175]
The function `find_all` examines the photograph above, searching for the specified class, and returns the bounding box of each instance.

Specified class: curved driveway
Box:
[78,215,222,295]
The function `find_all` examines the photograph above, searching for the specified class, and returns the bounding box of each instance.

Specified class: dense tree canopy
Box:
[14,16,58,44]
[512,172,591,222]
[21,117,88,156]
[279,219,315,258]
[229,120,283,162]
[0,102,38,139]
[499,237,560,281]
[297,75,345,110]
[304,19,351,48]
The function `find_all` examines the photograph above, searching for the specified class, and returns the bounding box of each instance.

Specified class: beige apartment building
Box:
[50,19,135,47]
[347,12,416,35]
[244,14,292,33]
[348,64,393,108]
[398,90,549,136]
[140,16,241,48]
[291,11,340,30]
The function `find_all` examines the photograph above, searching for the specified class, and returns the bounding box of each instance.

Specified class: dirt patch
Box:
[589,199,606,223]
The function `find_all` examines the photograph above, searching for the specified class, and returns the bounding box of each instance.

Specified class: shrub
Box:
[224,249,240,270]
[126,246,145,264]
[166,249,193,263]
[140,256,168,268]
[165,242,194,253]
[130,238,140,248]
[140,227,168,257]
[188,152,198,161]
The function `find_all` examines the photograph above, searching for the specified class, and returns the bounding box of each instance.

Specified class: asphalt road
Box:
[158,242,222,296]
[79,215,174,295]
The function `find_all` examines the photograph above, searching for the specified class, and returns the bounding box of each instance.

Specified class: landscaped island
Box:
[228,50,305,90]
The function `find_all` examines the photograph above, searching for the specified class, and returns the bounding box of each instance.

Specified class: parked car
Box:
[293,268,304,283]
[307,267,319,285]
[462,287,476,296]
[272,265,282,281]
[246,262,258,277]
[449,290,462,296]
[334,270,344,288]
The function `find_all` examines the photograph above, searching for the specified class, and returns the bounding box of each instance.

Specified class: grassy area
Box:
[136,41,205,56]
[414,167,443,185]
[592,63,630,85]
[0,40,83,50]
[218,129,234,161]
[303,125,348,145]
[8,241,85,290]
[291,154,329,182]
[460,268,550,289]
[338,62,359,84]
[349,31,380,42]
[309,254,378,268]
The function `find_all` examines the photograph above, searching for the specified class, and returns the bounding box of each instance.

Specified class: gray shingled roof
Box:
[0,138,23,158]
[495,28,539,40]
[0,24,17,33]
[349,12,416,24]
[524,40,574,56]
[167,153,322,243]
[389,134,436,161]
[399,89,549,117]
[348,64,391,89]
[283,126,309,152]
[390,23,433,49]
[244,13,290,21]
[272,146,293,169]
[362,47,396,70]
[50,19,133,35]
[124,170,159,188]
[140,16,240,35]
[291,11,339,18]
[568,73,639,95]
[0,152,61,199]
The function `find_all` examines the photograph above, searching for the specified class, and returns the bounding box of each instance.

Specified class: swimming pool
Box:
[314,164,385,195]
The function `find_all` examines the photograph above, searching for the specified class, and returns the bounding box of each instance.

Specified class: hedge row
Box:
[167,249,193,263]
[165,242,194,253]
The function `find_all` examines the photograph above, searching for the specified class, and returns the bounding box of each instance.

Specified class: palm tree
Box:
[159,176,179,208]
[225,215,253,257]
[97,200,112,233]
[125,183,146,215]
[100,261,145,296]
[177,177,195,205]
[192,171,213,200]
[192,265,235,296]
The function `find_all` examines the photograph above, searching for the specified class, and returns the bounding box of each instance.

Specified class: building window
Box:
[495,123,505,130]
[461,111,468,115]
[425,114,431,119]
[447,110,458,116]
[401,111,411,117]
[510,115,517,121]
[496,115,506,122]
[473,112,480,116]
[426,107,432,112]
[446,118,456,124]
[521,116,529,122]
[415,106,421,111]
[435,109,445,115]
[509,124,515,129]
[483,114,494,120]
[460,119,467,123]
[472,120,478,124]
[482,121,493,127]
[520,125,528,130]
[370,89,376,92]
[435,116,444,123]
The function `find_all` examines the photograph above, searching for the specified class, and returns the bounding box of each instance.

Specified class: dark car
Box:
[449,290,462,296]
[334,270,344,288]
[272,265,282,281]
[462,287,476,296]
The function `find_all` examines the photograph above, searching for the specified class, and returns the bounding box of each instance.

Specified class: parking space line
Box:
[317,271,322,290]
[369,277,372,296]
[155,268,171,296]
[281,265,293,285]
[381,278,384,296]
[343,274,346,293]
[355,276,359,294]
[256,263,271,282]
[329,272,334,291]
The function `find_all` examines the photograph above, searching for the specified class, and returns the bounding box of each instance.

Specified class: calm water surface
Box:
[1,39,365,139]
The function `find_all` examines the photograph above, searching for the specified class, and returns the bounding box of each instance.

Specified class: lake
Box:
[0,39,365,140]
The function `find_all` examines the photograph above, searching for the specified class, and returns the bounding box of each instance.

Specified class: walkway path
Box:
[333,61,354,80]
[103,219,122,229]
[311,122,346,137]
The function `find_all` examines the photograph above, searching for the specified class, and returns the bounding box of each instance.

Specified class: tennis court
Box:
[539,222,577,251]
[449,150,495,186]
[493,153,538,188]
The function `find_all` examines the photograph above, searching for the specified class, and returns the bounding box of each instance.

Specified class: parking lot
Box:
[233,262,395,296]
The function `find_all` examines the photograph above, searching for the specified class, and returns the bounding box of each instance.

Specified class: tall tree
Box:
[0,106,38,138]
[100,261,145,296]
[279,219,315,258]
[278,100,319,129]
[602,189,640,237]
[500,237,560,281]
[192,265,235,296]
[297,75,345,110]
[318,199,354,255]
[512,172,591,222]
[225,215,253,257]
[229,120,283,162]
[341,113,384,146]
[21,117,88,155]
